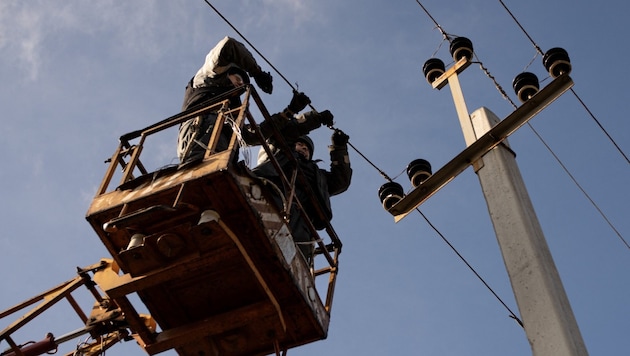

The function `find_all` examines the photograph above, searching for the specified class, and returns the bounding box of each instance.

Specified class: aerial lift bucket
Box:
[83,85,341,355]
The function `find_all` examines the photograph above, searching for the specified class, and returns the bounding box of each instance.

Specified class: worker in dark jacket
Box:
[253,129,352,261]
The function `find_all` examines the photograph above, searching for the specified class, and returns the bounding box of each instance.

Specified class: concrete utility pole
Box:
[471,107,588,356]
[388,57,588,355]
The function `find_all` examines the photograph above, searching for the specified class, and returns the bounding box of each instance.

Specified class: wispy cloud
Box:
[0,1,45,80]
[0,1,192,82]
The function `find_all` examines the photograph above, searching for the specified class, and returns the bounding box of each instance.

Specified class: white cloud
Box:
[0,1,193,82]
[0,1,45,80]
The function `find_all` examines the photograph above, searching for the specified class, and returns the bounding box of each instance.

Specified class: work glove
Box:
[287,91,311,114]
[253,71,273,94]
[318,110,334,127]
[331,129,349,146]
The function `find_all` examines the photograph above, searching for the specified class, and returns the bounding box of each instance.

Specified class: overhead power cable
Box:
[201,0,393,182]
[202,0,527,326]
[415,208,524,327]
[413,0,630,323]
[408,2,531,322]
[408,1,530,324]
[203,0,293,91]
[414,0,450,41]
[497,0,629,165]
[413,0,628,251]
[495,0,629,249]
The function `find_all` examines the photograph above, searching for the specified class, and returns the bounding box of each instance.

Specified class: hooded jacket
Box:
[182,36,263,111]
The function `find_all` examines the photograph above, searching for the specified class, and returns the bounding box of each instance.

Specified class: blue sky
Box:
[1,1,628,355]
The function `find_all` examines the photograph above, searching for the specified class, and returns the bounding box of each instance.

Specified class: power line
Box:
[413,0,628,251]
[495,0,629,250]
[200,0,520,323]
[476,59,629,249]
[525,123,630,249]
[414,0,450,41]
[202,0,294,92]
[200,0,392,183]
[415,208,524,327]
[410,0,630,331]
[497,0,629,165]
[400,2,533,321]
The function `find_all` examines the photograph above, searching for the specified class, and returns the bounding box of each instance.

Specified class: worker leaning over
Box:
[177,36,333,165]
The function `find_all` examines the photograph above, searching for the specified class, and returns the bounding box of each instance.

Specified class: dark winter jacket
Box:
[253,142,352,230]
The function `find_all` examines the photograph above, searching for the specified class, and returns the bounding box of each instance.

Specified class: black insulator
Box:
[422,58,446,84]
[512,72,540,103]
[543,47,571,78]
[406,159,432,187]
[450,37,474,62]
[378,182,404,211]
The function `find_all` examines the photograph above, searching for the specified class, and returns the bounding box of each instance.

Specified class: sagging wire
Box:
[201,0,392,182]
[498,0,629,165]
[414,204,525,327]
[527,122,629,249]
[496,0,629,249]
[474,56,518,109]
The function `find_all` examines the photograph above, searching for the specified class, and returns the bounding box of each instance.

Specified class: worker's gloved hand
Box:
[318,110,334,127]
[253,71,273,94]
[287,91,311,113]
[332,129,349,146]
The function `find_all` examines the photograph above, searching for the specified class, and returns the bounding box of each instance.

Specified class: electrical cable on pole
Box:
[411,2,608,353]
[416,208,524,327]
[495,0,629,249]
[413,0,628,251]
[411,3,617,348]
[498,0,629,165]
